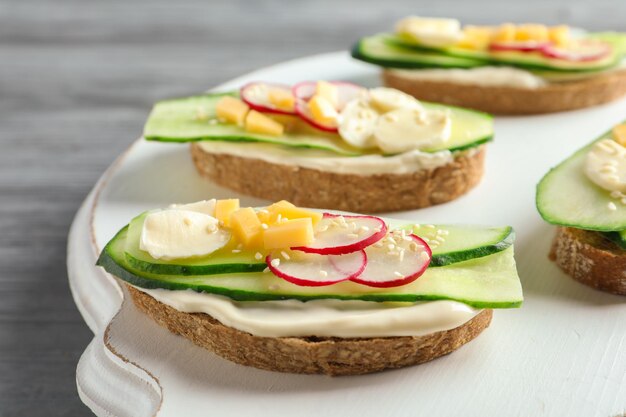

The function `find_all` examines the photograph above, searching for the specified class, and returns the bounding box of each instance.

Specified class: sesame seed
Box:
[425,224,435,229]
[254,252,263,260]
[399,250,405,262]
[388,251,399,256]
[231,249,241,253]
[319,270,328,277]
[387,237,397,244]
[261,223,269,230]
[422,237,430,243]
[206,225,217,233]
[420,251,430,260]
[280,250,290,260]
[318,225,329,232]
[608,202,618,211]
[270,258,281,267]
[263,267,270,273]
[258,209,269,214]
[374,242,383,248]
[347,233,359,239]
[394,271,404,278]
[183,218,192,226]
[387,243,395,250]
[409,242,418,251]
[436,236,446,242]
[360,226,370,233]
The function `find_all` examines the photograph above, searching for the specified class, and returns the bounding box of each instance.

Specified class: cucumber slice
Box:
[351,34,486,69]
[124,213,514,276]
[536,126,626,231]
[603,230,626,249]
[354,33,622,73]
[144,92,493,156]
[98,227,522,308]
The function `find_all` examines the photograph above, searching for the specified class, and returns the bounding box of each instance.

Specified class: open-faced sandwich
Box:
[143,81,493,213]
[97,198,523,375]
[537,122,626,295]
[352,17,626,114]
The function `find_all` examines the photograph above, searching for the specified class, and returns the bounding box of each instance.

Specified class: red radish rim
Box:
[292,213,387,255]
[265,250,367,287]
[292,80,364,101]
[540,40,612,62]
[294,98,339,133]
[489,41,551,52]
[240,82,297,116]
[350,234,432,288]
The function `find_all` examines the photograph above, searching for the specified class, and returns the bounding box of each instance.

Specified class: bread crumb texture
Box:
[190,144,485,213]
[549,227,626,295]
[127,285,493,375]
[383,69,626,115]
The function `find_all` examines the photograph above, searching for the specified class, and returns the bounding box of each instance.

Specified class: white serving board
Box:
[68,51,626,417]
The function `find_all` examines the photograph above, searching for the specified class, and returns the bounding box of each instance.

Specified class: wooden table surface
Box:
[2,1,625,415]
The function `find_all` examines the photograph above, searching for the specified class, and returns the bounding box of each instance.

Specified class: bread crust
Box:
[127,285,493,376]
[190,143,485,213]
[549,227,626,295]
[383,69,626,115]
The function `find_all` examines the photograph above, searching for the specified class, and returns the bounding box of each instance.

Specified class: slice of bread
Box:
[127,285,492,376]
[383,69,626,115]
[549,227,626,295]
[190,143,485,213]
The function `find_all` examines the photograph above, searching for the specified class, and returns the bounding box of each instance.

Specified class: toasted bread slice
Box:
[383,69,626,115]
[127,285,492,376]
[190,143,485,213]
[549,227,626,295]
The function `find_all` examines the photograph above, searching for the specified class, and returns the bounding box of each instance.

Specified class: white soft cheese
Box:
[135,286,481,338]
[197,141,454,175]
[585,139,626,193]
[395,16,462,48]
[374,108,451,154]
[387,67,549,89]
[139,209,230,260]
[168,199,216,216]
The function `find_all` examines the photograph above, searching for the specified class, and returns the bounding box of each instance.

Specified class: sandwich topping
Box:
[353,17,626,86]
[585,123,626,211]
[97,199,522,338]
[138,198,433,288]
[216,81,452,153]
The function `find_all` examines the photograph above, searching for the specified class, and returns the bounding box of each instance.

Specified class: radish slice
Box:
[294,98,338,132]
[489,41,550,52]
[350,233,431,288]
[541,40,612,62]
[266,249,366,287]
[292,213,387,255]
[240,82,297,115]
[292,81,366,111]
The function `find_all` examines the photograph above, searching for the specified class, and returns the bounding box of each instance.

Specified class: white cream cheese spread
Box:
[135,285,480,338]
[197,141,454,175]
[388,67,549,89]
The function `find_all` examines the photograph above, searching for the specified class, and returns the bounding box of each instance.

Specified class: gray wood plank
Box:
[1,0,625,415]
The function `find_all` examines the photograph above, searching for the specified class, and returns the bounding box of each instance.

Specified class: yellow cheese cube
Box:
[309,95,338,125]
[215,199,240,226]
[549,25,570,47]
[612,124,626,147]
[268,202,322,225]
[491,23,516,43]
[245,110,284,136]
[316,81,338,109]
[230,207,263,246]
[268,88,295,112]
[215,96,249,126]
[458,26,493,49]
[515,24,549,42]
[263,218,314,249]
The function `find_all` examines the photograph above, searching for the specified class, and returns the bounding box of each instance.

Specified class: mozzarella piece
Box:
[374,108,451,154]
[585,139,626,193]
[168,199,216,216]
[395,16,462,48]
[368,88,424,114]
[338,99,378,149]
[140,210,230,260]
